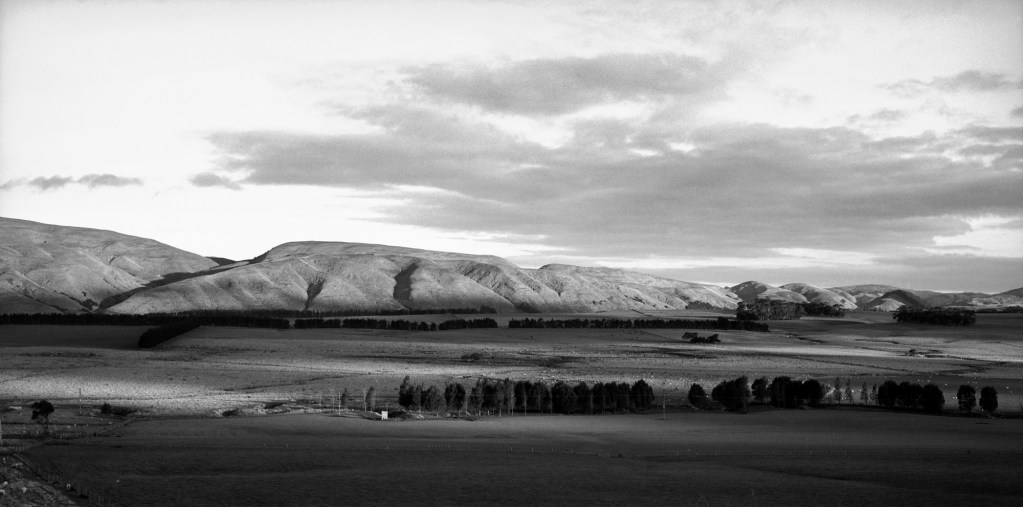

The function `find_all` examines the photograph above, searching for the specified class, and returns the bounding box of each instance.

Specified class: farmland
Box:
[2,310,1023,505]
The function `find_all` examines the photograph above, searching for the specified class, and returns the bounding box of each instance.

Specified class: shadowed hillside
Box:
[0,217,217,313]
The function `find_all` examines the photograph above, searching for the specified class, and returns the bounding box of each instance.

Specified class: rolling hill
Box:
[106,242,742,314]
[0,217,217,313]
[1,217,1020,315]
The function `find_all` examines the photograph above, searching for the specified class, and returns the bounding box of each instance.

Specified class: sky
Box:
[1,0,1021,293]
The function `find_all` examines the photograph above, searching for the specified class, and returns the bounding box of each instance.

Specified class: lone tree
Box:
[956,385,976,413]
[31,400,55,434]
[688,384,708,408]
[979,386,998,414]
[365,387,376,412]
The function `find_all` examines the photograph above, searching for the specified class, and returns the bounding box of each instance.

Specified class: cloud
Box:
[956,125,1023,144]
[884,70,1021,97]
[189,172,243,190]
[77,173,143,188]
[406,53,721,115]
[927,216,1023,258]
[208,103,1023,272]
[847,109,907,127]
[1,174,143,191]
[27,176,74,190]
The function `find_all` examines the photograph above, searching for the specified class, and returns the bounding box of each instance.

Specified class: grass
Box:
[21,411,1023,506]
[2,312,1022,504]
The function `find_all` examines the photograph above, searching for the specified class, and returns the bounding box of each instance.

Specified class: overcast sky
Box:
[1,0,1020,292]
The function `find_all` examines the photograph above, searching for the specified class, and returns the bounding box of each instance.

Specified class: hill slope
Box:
[4,218,1019,315]
[107,242,741,314]
[729,281,808,305]
[780,283,859,310]
[0,217,218,313]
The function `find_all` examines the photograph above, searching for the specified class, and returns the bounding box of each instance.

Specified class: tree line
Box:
[0,306,498,326]
[508,317,768,332]
[315,317,498,331]
[686,375,1000,415]
[398,377,657,416]
[893,306,976,326]
[736,300,848,321]
[0,311,289,328]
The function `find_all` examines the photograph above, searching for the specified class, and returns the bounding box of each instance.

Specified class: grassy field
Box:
[21,411,1023,506]
[2,312,1022,505]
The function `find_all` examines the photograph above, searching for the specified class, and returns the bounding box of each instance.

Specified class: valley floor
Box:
[14,411,1023,507]
[1,311,1022,505]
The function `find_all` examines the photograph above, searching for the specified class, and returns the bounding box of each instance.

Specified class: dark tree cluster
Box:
[404,378,659,416]
[294,318,343,329]
[31,400,55,429]
[736,300,806,321]
[2,311,290,329]
[892,306,976,326]
[875,380,946,413]
[980,386,998,414]
[436,318,499,330]
[956,385,977,412]
[975,306,1023,313]
[1,313,176,326]
[768,377,825,408]
[0,307,499,327]
[508,317,768,332]
[340,318,436,331]
[684,332,721,343]
[468,378,517,415]
[711,376,752,412]
[801,302,846,317]
[399,376,454,412]
[327,317,498,331]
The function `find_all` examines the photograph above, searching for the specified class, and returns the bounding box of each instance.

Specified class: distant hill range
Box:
[2,217,1021,314]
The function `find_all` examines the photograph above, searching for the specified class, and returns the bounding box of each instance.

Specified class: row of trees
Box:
[507,317,768,332]
[736,300,806,321]
[735,300,848,321]
[331,318,498,331]
[893,306,976,326]
[687,375,1001,415]
[398,377,657,415]
[1,312,290,328]
[802,302,847,317]
[955,385,998,413]
[0,307,500,327]
[874,381,945,412]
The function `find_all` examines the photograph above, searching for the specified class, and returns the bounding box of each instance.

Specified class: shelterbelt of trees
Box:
[295,317,499,331]
[892,306,976,326]
[735,300,847,321]
[687,375,1000,415]
[398,376,658,416]
[0,307,495,325]
[508,317,769,332]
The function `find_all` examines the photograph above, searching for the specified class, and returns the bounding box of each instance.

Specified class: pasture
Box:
[2,311,1022,505]
[21,411,1023,506]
